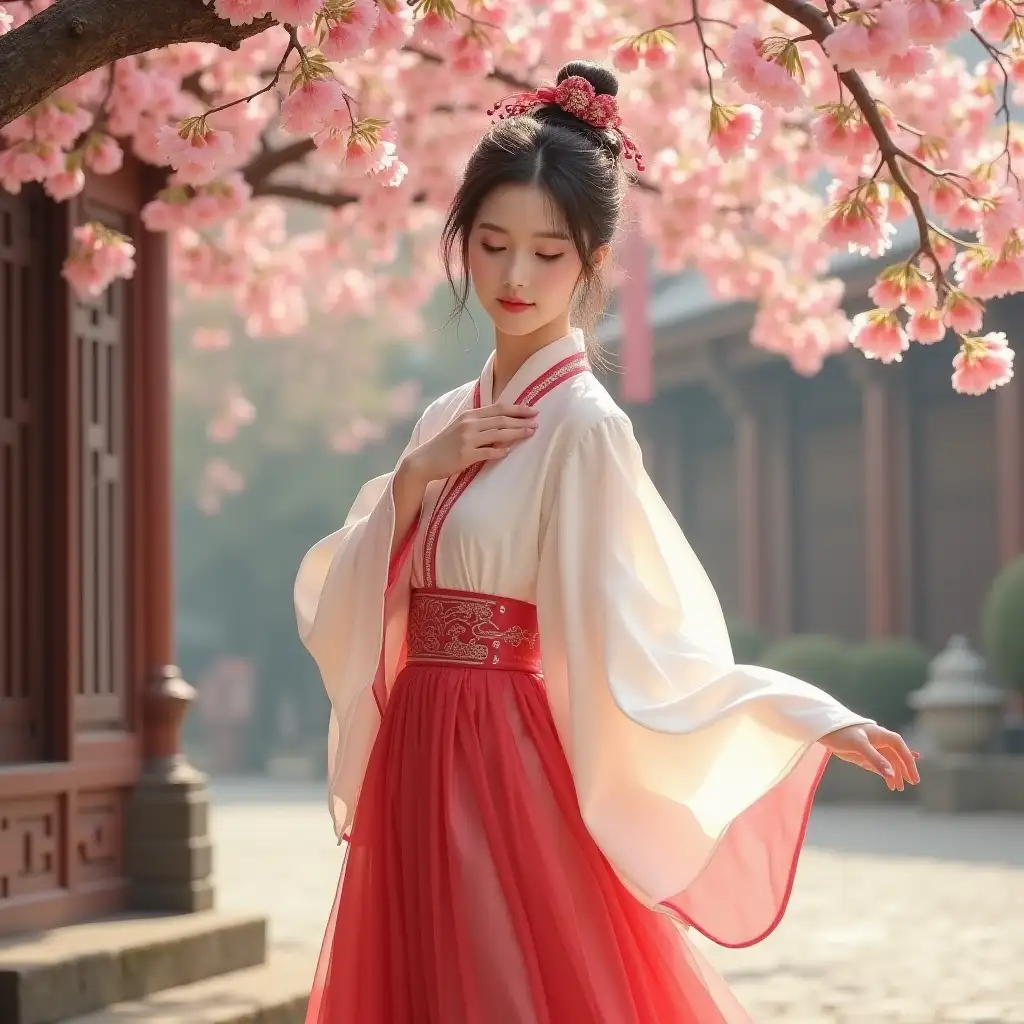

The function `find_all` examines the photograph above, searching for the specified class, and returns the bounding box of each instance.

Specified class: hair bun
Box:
[556,59,619,98]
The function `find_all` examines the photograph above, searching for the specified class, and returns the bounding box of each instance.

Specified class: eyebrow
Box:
[477,222,571,241]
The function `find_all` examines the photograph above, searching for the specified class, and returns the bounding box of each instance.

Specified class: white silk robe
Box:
[294,328,871,948]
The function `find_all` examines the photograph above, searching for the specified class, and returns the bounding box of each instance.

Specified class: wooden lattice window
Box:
[0,192,47,763]
[73,204,129,730]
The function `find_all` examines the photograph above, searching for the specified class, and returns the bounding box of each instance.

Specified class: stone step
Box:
[0,911,269,1024]
[64,948,314,1024]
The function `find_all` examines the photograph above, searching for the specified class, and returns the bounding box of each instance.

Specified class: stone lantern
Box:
[907,636,1006,755]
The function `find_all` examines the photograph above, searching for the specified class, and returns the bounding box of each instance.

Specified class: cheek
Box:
[540,258,584,303]
[467,247,498,294]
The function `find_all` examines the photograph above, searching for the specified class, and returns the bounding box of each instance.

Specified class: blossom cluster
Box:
[1,0,1022,399]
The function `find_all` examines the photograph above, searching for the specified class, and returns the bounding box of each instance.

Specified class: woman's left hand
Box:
[822,723,921,791]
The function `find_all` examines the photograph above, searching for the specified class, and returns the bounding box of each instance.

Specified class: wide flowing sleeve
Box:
[536,413,872,949]
[294,416,427,840]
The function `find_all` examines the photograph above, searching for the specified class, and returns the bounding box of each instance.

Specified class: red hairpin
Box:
[487,75,645,173]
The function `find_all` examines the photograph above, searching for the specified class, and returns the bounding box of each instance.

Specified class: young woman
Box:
[294,59,920,1023]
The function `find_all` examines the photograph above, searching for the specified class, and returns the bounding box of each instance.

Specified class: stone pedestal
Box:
[126,665,215,912]
[918,753,1024,814]
[126,767,215,912]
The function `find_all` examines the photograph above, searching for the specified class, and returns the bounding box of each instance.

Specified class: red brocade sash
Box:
[406,588,542,673]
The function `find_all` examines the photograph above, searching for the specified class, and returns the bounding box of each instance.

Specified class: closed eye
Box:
[480,241,506,253]
[537,253,565,262]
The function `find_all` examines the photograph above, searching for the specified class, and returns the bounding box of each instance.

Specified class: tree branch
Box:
[250,180,428,208]
[763,0,947,285]
[250,180,360,207]
[0,0,274,128]
[245,138,317,187]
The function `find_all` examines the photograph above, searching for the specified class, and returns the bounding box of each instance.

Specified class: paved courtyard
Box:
[208,777,1024,1022]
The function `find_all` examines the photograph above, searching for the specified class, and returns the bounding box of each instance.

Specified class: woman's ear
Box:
[592,243,612,270]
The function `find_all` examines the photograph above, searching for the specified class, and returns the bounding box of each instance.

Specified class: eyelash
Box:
[480,242,564,262]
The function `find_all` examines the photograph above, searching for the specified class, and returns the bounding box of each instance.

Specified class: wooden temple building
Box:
[610,253,1024,652]
[0,158,253,1022]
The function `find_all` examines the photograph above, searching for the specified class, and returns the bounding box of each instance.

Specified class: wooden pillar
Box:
[703,357,769,628]
[847,355,910,636]
[134,203,195,767]
[761,386,794,637]
[997,375,1024,561]
[734,412,765,626]
[651,394,685,523]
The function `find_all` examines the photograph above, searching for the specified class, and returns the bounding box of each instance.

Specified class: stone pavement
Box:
[208,778,1024,1023]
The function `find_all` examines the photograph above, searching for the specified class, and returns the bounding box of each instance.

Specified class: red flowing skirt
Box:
[306,591,746,1023]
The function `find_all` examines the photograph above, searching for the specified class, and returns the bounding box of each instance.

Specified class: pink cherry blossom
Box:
[4,0,1024,427]
[34,100,92,148]
[724,26,806,110]
[61,222,136,298]
[372,1,414,48]
[824,1,913,72]
[83,133,124,174]
[204,0,271,26]
[954,246,1024,298]
[0,8,14,34]
[906,308,947,342]
[280,77,347,135]
[952,332,1015,394]
[267,0,322,24]
[319,0,378,59]
[905,0,974,43]
[974,0,1015,40]
[414,10,459,47]
[142,197,185,232]
[708,103,762,159]
[850,308,910,363]
[879,45,934,83]
[811,104,874,158]
[978,186,1024,249]
[44,167,85,201]
[156,118,235,184]
[821,188,896,257]
[642,43,674,70]
[450,33,495,78]
[612,42,641,72]
[868,273,905,310]
[943,291,985,332]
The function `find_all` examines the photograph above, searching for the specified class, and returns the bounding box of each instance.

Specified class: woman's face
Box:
[468,183,603,340]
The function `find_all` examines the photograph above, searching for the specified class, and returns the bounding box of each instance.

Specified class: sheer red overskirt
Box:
[306,659,747,1023]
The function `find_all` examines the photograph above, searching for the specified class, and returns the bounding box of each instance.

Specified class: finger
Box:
[880,733,920,785]
[857,739,898,790]
[475,426,538,447]
[474,445,514,461]
[865,726,918,786]
[477,403,539,420]
[474,414,540,432]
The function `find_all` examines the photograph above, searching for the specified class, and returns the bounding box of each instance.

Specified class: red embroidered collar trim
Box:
[421,353,588,587]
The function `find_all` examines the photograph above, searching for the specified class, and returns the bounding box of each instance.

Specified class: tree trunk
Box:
[0,0,273,128]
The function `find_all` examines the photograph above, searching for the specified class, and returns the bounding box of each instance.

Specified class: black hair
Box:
[440,59,632,349]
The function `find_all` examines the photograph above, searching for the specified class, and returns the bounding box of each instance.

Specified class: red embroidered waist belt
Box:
[406,587,542,672]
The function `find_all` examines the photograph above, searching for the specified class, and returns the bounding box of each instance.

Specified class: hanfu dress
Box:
[294,329,871,1023]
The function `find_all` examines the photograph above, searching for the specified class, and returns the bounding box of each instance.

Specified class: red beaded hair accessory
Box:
[487,75,645,172]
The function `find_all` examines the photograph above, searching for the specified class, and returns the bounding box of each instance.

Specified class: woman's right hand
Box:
[404,403,539,484]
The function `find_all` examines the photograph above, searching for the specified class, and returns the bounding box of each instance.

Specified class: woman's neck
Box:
[491,315,572,401]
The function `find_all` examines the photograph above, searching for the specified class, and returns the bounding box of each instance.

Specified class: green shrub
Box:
[982,556,1024,692]
[727,619,770,665]
[849,638,930,728]
[760,634,855,706]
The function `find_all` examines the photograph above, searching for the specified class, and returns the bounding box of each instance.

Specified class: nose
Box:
[504,247,531,292]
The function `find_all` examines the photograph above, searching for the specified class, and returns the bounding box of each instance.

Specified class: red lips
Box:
[497,297,533,313]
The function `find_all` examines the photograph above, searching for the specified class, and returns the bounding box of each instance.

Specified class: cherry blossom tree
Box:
[0,0,1019,409]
